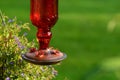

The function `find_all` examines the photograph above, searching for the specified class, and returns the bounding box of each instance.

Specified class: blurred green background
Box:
[1,0,120,80]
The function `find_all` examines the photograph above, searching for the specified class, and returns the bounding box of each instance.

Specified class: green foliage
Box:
[0,11,57,80]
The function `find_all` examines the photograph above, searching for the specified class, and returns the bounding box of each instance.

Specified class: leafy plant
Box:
[0,11,57,80]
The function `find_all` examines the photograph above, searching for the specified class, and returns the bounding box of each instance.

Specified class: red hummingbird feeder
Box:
[22,0,66,65]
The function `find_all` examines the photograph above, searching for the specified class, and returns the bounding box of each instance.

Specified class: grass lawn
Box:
[1,0,120,80]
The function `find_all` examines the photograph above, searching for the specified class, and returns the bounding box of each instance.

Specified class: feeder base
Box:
[21,49,67,65]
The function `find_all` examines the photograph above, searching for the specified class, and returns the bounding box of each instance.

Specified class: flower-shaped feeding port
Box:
[22,0,67,65]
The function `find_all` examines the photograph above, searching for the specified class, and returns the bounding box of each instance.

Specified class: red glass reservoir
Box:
[30,0,58,50]
[30,0,58,28]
